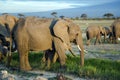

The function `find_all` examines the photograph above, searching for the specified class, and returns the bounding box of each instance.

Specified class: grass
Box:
[9,52,120,80]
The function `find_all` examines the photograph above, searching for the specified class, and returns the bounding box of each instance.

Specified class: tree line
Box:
[1,12,120,20]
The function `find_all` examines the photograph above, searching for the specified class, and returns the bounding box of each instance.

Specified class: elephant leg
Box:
[6,52,12,67]
[18,46,31,71]
[46,56,51,69]
[43,50,55,69]
[24,52,32,71]
[41,53,46,63]
[98,35,102,44]
[53,37,66,67]
[19,51,26,70]
[94,35,100,45]
[86,39,90,45]
[52,52,58,63]
[115,35,118,44]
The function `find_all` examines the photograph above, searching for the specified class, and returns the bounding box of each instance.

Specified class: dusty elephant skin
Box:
[13,17,83,71]
[86,25,106,45]
[110,19,120,43]
[43,18,84,68]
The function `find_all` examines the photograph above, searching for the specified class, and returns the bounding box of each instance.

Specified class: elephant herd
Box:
[86,19,120,45]
[0,14,119,71]
[0,14,84,71]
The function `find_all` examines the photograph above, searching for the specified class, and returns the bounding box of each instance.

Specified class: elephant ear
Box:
[53,20,70,46]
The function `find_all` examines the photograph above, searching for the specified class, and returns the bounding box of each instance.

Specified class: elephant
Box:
[0,14,18,32]
[103,27,113,43]
[42,18,84,68]
[86,25,106,45]
[0,41,8,62]
[110,19,120,43]
[0,14,18,65]
[12,17,84,71]
[0,24,11,62]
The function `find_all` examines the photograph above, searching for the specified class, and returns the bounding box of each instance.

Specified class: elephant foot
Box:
[20,66,32,71]
[25,66,32,71]
[44,66,50,70]
[59,65,67,72]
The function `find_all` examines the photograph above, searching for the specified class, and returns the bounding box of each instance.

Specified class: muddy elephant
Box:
[12,17,84,71]
[110,19,120,43]
[42,18,84,68]
[86,25,106,45]
[0,14,18,65]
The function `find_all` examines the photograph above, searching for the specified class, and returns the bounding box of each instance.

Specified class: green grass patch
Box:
[8,52,120,79]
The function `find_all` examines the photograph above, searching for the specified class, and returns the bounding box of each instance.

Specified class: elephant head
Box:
[43,18,84,67]
[109,19,120,43]
[0,14,18,32]
[98,26,107,42]
[65,19,84,66]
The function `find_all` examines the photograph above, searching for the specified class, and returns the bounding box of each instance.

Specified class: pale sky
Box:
[0,0,118,13]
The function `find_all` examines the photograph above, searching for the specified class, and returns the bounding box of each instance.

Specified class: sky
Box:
[0,0,120,18]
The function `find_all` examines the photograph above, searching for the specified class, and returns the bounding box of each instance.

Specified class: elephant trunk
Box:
[104,31,107,42]
[76,33,84,66]
[68,48,76,57]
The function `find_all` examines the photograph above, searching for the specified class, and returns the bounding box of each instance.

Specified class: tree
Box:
[18,13,25,18]
[75,16,79,20]
[59,15,65,19]
[2,13,8,15]
[81,13,87,19]
[51,12,57,18]
[103,13,114,18]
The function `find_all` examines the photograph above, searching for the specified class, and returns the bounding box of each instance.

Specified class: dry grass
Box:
[73,20,114,33]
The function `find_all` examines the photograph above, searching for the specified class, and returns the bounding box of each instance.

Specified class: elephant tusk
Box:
[84,50,88,54]
[77,45,81,51]
[77,45,88,54]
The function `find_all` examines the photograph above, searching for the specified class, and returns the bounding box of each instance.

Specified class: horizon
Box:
[0,0,120,18]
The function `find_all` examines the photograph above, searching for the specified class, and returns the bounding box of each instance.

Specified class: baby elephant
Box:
[86,25,106,45]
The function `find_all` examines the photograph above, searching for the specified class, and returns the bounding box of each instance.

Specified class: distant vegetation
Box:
[1,12,119,20]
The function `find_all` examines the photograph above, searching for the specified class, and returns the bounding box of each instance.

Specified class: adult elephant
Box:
[42,18,84,68]
[0,14,18,65]
[110,19,120,43]
[13,17,84,71]
[86,25,106,45]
